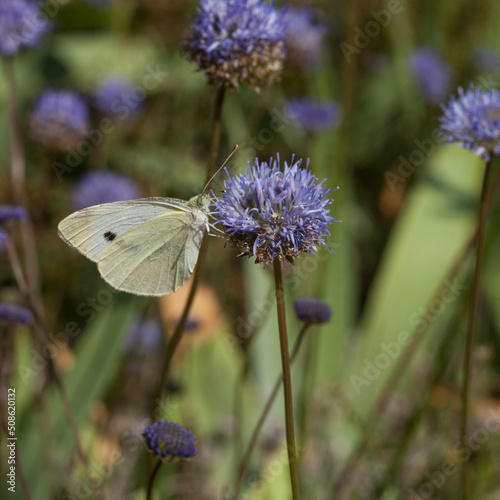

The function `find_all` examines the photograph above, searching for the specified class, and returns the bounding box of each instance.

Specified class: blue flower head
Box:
[410,47,452,105]
[94,76,144,118]
[282,7,326,71]
[439,83,500,160]
[143,420,197,462]
[472,48,500,74]
[29,90,90,153]
[182,0,286,90]
[0,205,27,224]
[294,297,332,324]
[73,172,141,210]
[0,0,52,56]
[0,302,33,325]
[213,157,338,264]
[287,98,341,133]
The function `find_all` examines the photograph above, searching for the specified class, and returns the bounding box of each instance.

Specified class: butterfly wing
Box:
[58,198,189,263]
[97,209,207,296]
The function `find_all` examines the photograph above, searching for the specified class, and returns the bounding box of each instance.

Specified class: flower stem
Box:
[146,460,163,500]
[2,56,41,301]
[272,258,300,500]
[150,85,226,417]
[461,159,493,500]
[5,234,88,465]
[332,222,479,499]
[234,321,310,496]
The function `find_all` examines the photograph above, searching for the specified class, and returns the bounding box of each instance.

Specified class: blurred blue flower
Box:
[94,76,144,119]
[439,83,500,160]
[0,0,51,56]
[0,229,7,253]
[143,420,197,462]
[213,157,338,264]
[0,302,33,325]
[282,7,326,71]
[182,0,286,90]
[410,47,452,105]
[73,172,141,210]
[472,48,500,74]
[0,205,27,224]
[294,297,332,324]
[287,98,341,133]
[29,90,90,152]
[123,318,162,356]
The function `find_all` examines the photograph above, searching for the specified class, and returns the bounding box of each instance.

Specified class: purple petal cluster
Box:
[182,0,286,90]
[94,76,144,118]
[29,90,90,153]
[213,157,338,264]
[0,205,27,224]
[0,0,51,56]
[410,47,452,105]
[439,83,500,160]
[143,420,197,462]
[124,318,162,356]
[282,7,326,71]
[294,297,332,324]
[287,98,340,133]
[73,172,141,210]
[0,302,33,325]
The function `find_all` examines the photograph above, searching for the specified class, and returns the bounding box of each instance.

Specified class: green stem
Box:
[332,222,479,499]
[273,258,300,500]
[5,235,88,466]
[146,460,163,500]
[150,85,226,417]
[2,56,41,301]
[461,159,493,500]
[234,322,310,496]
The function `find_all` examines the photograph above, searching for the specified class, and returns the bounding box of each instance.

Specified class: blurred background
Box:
[1,0,500,499]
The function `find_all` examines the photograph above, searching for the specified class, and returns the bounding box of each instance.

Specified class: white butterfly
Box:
[58,195,210,297]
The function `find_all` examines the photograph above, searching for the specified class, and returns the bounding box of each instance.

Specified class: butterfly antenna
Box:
[202,144,238,194]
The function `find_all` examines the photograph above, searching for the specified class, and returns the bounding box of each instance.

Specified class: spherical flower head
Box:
[182,0,286,91]
[73,172,141,210]
[94,76,144,119]
[410,47,452,105]
[0,205,27,224]
[282,7,326,71]
[143,420,197,462]
[439,83,500,160]
[212,156,338,265]
[293,297,332,324]
[286,98,341,133]
[0,0,52,56]
[124,318,162,356]
[29,90,90,153]
[0,302,33,325]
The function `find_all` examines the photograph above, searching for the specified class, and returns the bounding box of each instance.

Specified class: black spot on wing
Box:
[104,231,116,241]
